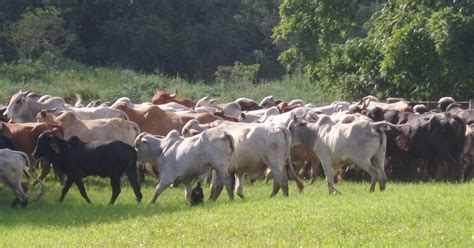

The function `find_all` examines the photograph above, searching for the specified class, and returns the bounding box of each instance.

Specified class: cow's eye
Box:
[16,100,22,104]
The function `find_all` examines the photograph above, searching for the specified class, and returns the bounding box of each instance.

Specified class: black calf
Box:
[190,182,204,206]
[32,131,142,204]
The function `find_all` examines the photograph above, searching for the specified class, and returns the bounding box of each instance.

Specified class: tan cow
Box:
[151,90,196,108]
[36,110,140,145]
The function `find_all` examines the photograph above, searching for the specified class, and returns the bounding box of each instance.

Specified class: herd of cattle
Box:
[0,89,472,207]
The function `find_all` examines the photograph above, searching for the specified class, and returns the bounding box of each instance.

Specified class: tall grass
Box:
[0,57,327,105]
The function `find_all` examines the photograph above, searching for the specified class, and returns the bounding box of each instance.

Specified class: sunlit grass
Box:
[1,177,472,246]
[0,60,326,105]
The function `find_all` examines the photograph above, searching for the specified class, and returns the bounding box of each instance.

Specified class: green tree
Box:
[7,7,76,61]
[273,0,359,75]
[274,0,474,100]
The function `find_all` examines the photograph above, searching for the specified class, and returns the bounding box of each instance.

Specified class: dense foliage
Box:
[1,0,472,99]
[0,0,283,80]
[274,0,474,100]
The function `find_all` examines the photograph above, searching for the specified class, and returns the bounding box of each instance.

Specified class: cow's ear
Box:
[395,134,410,151]
[50,143,60,154]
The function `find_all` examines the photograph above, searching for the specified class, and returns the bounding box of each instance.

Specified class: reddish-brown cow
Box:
[1,122,63,181]
[151,90,196,109]
[113,103,219,135]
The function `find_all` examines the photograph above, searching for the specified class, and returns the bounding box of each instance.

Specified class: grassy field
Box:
[0,177,472,247]
[0,58,327,106]
[1,59,472,246]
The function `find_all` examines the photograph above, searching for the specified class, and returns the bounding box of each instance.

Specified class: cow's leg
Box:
[5,178,27,208]
[319,157,339,194]
[354,158,377,192]
[151,181,170,204]
[125,167,143,202]
[74,178,91,203]
[37,160,51,182]
[265,169,273,184]
[309,155,322,184]
[184,182,193,202]
[286,161,304,193]
[59,177,74,202]
[235,173,245,199]
[52,163,65,184]
[14,184,27,208]
[109,176,121,205]
[373,149,388,191]
[136,162,146,185]
[267,161,287,197]
[214,166,234,201]
[209,170,224,201]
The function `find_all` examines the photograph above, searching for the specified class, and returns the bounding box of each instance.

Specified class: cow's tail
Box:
[281,127,304,193]
[22,152,45,203]
[223,131,236,191]
[223,132,235,154]
[370,121,410,132]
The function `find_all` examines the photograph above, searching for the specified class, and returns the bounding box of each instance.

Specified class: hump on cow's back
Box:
[317,115,333,126]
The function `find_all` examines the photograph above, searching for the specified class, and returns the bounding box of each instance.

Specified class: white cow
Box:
[238,107,280,123]
[288,116,406,193]
[195,96,241,118]
[134,129,235,204]
[182,119,304,199]
[239,107,313,126]
[308,102,351,115]
[4,90,67,122]
[4,90,128,122]
[0,148,44,207]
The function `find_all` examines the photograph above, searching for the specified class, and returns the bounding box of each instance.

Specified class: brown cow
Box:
[113,103,219,136]
[151,90,196,109]
[1,122,63,181]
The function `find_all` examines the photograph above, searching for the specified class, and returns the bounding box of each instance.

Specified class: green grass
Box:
[1,178,472,246]
[0,58,327,106]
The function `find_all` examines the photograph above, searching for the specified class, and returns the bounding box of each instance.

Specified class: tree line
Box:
[1,0,472,100]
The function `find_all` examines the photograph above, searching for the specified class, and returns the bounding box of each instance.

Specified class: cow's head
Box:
[36,109,57,123]
[152,90,177,105]
[438,97,455,112]
[4,90,32,122]
[288,115,311,147]
[32,131,67,161]
[182,119,204,137]
[190,182,204,206]
[134,132,160,162]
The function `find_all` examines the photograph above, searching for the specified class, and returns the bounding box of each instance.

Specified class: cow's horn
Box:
[170,88,178,98]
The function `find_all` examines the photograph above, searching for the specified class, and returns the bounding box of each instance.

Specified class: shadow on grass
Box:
[0,177,205,228]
